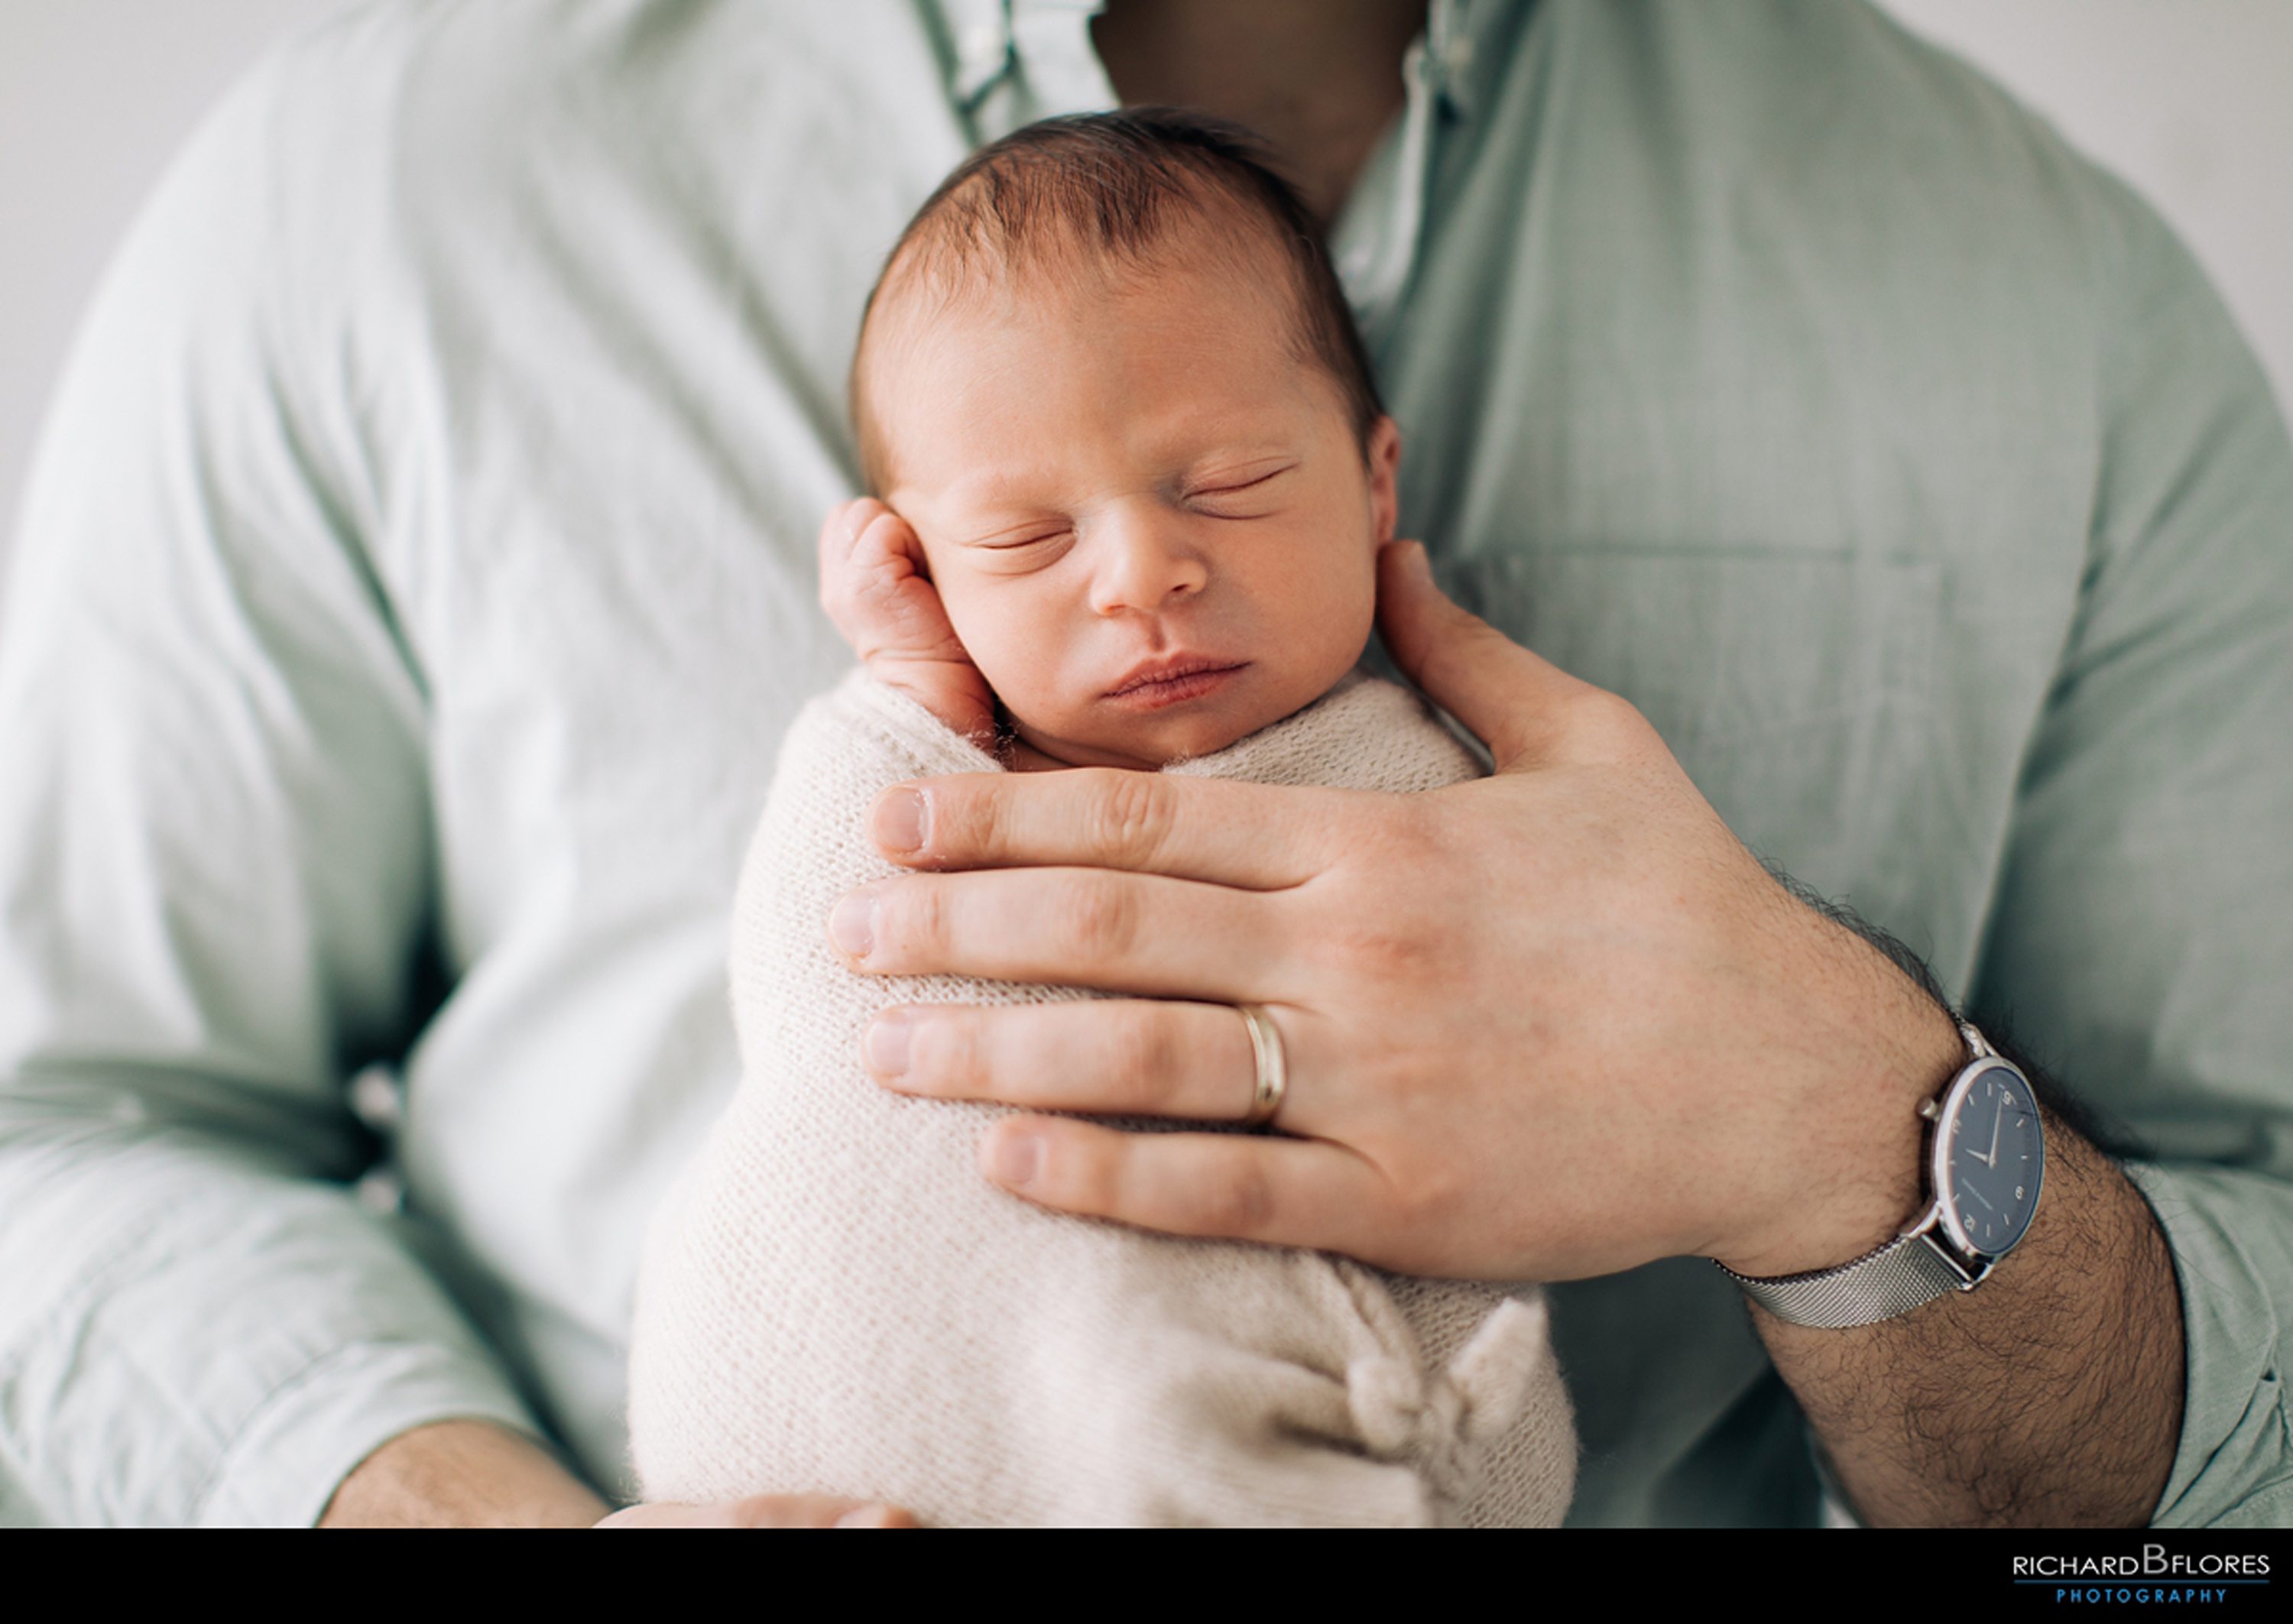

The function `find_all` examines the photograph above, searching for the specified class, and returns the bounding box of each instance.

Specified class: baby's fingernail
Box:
[829,893,877,958]
[864,1012,913,1078]
[872,788,928,854]
[984,1129,1041,1188]
[835,1505,901,1528]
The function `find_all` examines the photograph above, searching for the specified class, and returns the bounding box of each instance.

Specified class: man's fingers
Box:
[865,997,1317,1127]
[864,767,1361,888]
[1374,540,1603,769]
[829,867,1301,1003]
[598,1494,919,1528]
[975,1113,1389,1253]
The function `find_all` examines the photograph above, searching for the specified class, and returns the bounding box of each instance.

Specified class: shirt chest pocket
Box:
[1439,547,1944,919]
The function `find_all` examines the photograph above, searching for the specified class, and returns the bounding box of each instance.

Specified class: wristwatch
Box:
[1715,1020,2046,1328]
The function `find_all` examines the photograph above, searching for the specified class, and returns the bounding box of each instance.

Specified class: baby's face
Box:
[873,251,1399,770]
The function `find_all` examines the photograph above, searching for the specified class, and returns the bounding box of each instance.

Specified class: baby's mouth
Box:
[1102,657,1250,710]
[1104,656,1250,700]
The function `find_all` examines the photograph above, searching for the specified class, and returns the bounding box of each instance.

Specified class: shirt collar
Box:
[934,0,1502,123]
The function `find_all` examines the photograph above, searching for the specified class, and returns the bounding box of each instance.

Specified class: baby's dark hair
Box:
[849,108,1385,496]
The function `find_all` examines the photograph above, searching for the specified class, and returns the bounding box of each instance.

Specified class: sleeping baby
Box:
[627,109,1577,1526]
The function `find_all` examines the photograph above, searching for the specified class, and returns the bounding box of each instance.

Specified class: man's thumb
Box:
[1375,540,1583,769]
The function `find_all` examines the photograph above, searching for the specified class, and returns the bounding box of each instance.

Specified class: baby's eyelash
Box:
[1190,470,1285,499]
[981,528,1070,550]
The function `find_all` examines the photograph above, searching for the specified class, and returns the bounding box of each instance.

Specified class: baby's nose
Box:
[1088,508,1209,616]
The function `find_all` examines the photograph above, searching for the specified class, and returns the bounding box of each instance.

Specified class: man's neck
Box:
[1089,0,1430,226]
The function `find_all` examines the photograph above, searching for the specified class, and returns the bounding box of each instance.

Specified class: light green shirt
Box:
[2,0,2288,1527]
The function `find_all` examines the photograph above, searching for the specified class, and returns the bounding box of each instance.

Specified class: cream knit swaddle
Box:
[628,664,1577,1525]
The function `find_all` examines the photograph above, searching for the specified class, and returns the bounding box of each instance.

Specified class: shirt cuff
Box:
[194,1341,540,1528]
[1807,1428,1866,1528]
[2117,1159,2293,1529]
[1801,1155,2293,1529]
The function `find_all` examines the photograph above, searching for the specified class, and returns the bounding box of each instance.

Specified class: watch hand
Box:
[1984,1097,2005,1168]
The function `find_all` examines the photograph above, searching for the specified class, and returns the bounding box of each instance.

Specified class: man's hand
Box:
[319,1419,916,1527]
[598,1498,918,1528]
[829,538,1960,1285]
[823,537,2184,1525]
[818,497,998,748]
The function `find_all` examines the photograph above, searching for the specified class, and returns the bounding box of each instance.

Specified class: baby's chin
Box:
[1009,664,1293,770]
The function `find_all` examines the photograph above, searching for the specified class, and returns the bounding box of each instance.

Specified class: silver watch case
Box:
[1916,1025,2045,1282]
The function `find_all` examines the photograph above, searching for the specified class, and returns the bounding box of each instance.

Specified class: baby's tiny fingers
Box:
[819,501,871,608]
[849,507,923,577]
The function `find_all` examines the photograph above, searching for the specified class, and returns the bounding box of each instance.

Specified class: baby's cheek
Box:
[951,595,1067,710]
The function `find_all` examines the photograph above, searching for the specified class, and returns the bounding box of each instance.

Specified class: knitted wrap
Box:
[628,664,1577,1525]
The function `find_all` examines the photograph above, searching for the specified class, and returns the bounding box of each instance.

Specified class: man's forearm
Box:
[319,1421,611,1528]
[1756,1114,2184,1527]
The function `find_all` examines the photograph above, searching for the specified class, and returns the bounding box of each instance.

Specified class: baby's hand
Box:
[818,498,1000,749]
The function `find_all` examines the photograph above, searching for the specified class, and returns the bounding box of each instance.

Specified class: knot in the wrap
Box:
[1344,1295,1557,1509]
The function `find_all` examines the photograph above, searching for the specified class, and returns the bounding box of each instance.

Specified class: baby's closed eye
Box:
[1185,463,1296,519]
[958,524,1078,575]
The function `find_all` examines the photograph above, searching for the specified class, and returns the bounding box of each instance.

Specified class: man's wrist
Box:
[1714,922,1968,1280]
[319,1418,611,1528]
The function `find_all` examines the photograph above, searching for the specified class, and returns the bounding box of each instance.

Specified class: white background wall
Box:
[1,1,346,587]
[3,1,2290,601]
[1880,0,2292,417]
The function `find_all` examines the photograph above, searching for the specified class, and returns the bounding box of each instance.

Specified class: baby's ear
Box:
[1367,415,1403,543]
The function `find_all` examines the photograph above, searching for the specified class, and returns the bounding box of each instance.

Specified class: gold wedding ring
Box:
[1234,1003,1288,1130]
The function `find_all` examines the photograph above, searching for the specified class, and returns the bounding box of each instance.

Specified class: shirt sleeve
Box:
[1964,161,2293,1529]
[0,44,539,1526]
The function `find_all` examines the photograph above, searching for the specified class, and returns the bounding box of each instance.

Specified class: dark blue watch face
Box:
[1938,1059,2044,1257]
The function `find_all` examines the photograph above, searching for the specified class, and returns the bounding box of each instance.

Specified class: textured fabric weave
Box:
[628,666,1576,1525]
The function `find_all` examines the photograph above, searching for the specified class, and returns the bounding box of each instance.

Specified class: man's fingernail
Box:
[872,788,928,854]
[864,1012,912,1078]
[829,893,877,958]
[1403,540,1432,582]
[984,1130,1041,1188]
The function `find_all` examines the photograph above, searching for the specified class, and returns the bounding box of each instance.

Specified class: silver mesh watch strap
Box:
[1714,1018,2009,1327]
[1715,1230,1971,1330]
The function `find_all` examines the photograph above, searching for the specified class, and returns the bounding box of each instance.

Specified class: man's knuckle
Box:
[1200,1159,1276,1236]
[1059,874,1137,958]
[928,1008,984,1091]
[1046,1134,1117,1213]
[1110,1003,1177,1109]
[1322,904,1432,981]
[1570,688,1649,747]
[932,785,1000,862]
[1088,770,1176,866]
[897,879,947,955]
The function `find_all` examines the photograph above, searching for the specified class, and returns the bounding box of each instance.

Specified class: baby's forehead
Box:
[874,195,1295,333]
[861,230,1315,448]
